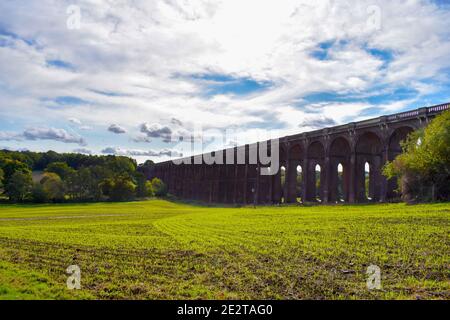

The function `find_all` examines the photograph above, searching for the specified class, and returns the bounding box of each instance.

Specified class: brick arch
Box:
[289,143,304,160]
[388,126,415,155]
[355,131,383,202]
[285,142,305,203]
[270,144,287,204]
[329,136,351,157]
[305,140,325,201]
[307,140,325,161]
[356,131,383,154]
[386,125,416,199]
[329,137,352,202]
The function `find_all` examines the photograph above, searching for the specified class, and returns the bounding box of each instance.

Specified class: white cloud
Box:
[0,0,449,158]
[101,147,182,157]
[140,123,173,142]
[68,117,82,125]
[132,135,152,143]
[0,131,22,141]
[73,148,92,154]
[1,127,86,146]
[108,124,127,134]
[22,127,86,145]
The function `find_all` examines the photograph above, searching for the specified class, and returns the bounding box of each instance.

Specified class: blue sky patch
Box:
[54,96,87,106]
[367,48,393,62]
[0,27,37,47]
[310,40,350,61]
[301,91,360,105]
[90,89,126,97]
[46,59,75,71]
[311,41,335,60]
[366,87,419,104]
[189,73,273,96]
[366,47,394,69]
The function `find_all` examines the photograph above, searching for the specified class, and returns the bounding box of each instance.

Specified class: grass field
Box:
[0,200,448,300]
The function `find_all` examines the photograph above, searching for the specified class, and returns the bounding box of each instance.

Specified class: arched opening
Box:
[337,163,344,202]
[287,144,303,203]
[315,164,322,202]
[272,146,287,204]
[307,141,325,202]
[280,166,286,203]
[356,132,382,202]
[365,162,371,201]
[387,126,415,199]
[329,137,351,202]
[296,165,303,203]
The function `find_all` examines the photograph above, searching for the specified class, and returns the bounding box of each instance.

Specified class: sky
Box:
[1,0,450,163]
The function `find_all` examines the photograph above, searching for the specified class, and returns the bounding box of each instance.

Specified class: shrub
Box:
[383,110,450,202]
[151,178,168,197]
[40,172,65,202]
[110,176,136,201]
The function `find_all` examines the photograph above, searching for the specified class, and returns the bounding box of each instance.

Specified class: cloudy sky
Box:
[1,0,450,163]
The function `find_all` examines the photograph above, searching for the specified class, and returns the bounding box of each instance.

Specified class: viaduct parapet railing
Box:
[145,102,449,204]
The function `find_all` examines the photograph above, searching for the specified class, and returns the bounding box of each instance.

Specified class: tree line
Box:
[0,110,448,205]
[0,151,166,203]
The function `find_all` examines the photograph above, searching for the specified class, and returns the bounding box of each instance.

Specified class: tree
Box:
[0,167,4,189]
[31,183,50,203]
[383,110,450,202]
[40,172,65,202]
[145,181,154,198]
[99,178,115,198]
[110,176,136,201]
[1,159,31,184]
[45,162,75,180]
[4,171,33,202]
[135,172,152,198]
[66,167,98,201]
[151,178,167,197]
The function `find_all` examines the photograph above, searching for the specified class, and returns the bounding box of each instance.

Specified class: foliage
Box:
[4,171,33,202]
[99,178,115,198]
[66,167,101,201]
[151,178,167,197]
[40,173,65,202]
[109,176,136,201]
[0,149,137,172]
[99,176,137,201]
[0,158,31,185]
[0,200,448,299]
[31,183,50,203]
[0,168,3,189]
[0,149,167,203]
[383,110,450,202]
[145,180,155,198]
[135,172,151,198]
[45,162,75,180]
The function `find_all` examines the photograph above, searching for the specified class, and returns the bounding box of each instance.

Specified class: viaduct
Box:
[145,103,449,205]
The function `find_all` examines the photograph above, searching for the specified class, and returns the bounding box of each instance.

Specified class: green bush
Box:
[383,110,450,202]
[40,173,65,202]
[151,178,167,197]
[109,176,136,202]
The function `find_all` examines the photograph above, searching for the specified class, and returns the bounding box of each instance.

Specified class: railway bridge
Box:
[145,103,449,204]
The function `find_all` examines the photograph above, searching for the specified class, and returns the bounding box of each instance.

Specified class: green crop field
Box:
[0,200,448,300]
